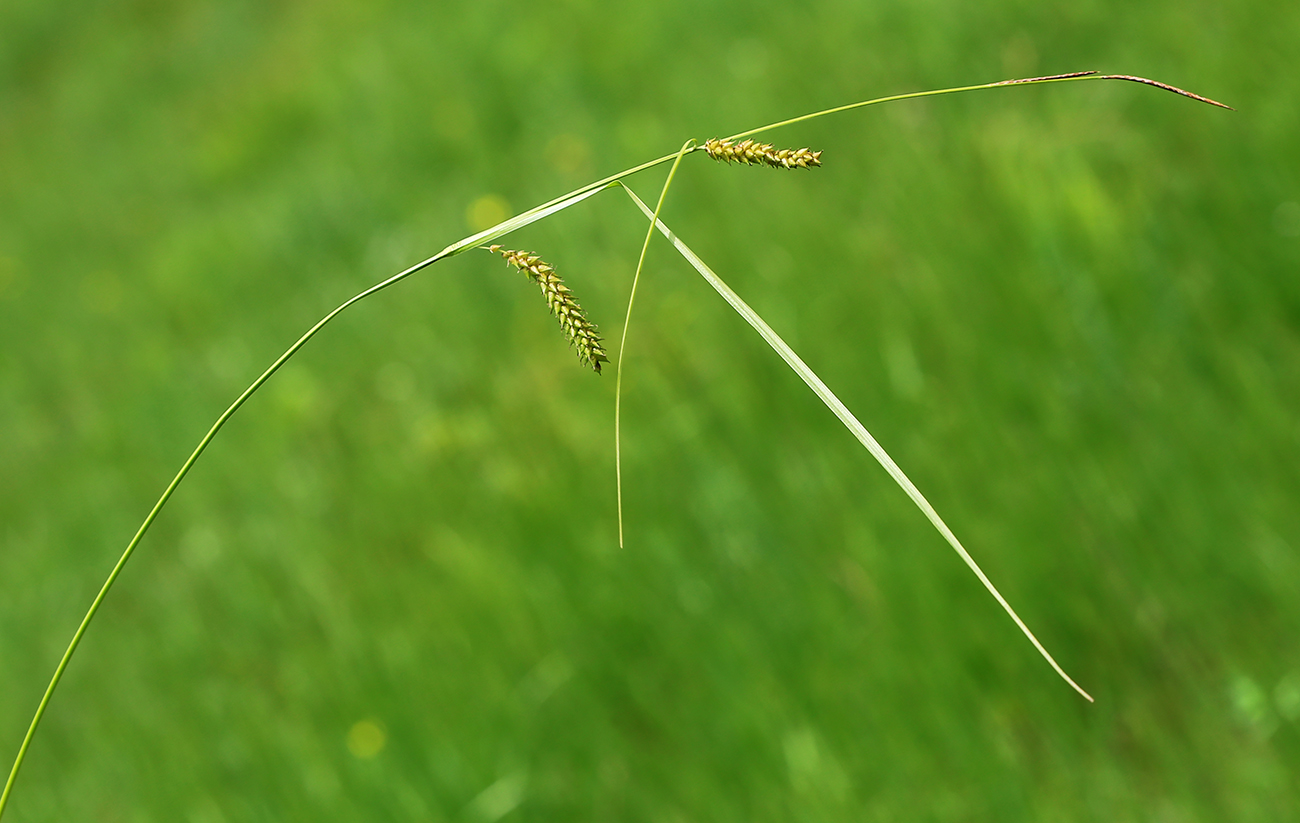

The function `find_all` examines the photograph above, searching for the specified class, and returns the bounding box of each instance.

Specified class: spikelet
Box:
[489,245,609,374]
[703,137,822,169]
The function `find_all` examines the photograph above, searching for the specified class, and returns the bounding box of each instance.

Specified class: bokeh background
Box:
[2,1,1297,820]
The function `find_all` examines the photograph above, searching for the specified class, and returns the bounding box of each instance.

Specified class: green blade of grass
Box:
[619,183,1094,702]
[615,141,696,548]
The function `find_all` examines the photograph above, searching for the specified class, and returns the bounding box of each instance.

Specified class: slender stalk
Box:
[0,248,454,816]
[615,140,696,548]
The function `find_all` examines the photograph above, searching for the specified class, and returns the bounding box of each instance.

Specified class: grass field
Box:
[2,1,1298,820]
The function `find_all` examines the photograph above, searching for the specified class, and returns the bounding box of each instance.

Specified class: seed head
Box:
[489,245,609,374]
[703,137,822,169]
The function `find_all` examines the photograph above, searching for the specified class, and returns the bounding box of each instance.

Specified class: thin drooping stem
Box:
[615,141,695,548]
[619,185,1093,701]
[0,184,613,817]
[0,244,476,814]
[720,71,1230,145]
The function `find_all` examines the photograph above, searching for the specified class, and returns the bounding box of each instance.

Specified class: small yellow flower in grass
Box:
[703,137,822,169]
[489,245,610,374]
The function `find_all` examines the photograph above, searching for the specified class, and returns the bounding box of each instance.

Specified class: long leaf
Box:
[620,184,1094,702]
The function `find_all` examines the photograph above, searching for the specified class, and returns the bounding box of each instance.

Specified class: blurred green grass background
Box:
[2,0,1298,820]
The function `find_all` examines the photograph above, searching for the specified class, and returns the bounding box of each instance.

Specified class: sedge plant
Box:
[0,71,1231,817]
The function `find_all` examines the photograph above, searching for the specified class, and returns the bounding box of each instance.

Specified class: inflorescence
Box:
[489,245,609,374]
[703,137,822,169]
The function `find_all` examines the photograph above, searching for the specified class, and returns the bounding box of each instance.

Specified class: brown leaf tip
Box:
[1097,74,1234,110]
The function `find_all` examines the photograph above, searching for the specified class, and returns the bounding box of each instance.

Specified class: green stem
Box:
[0,247,450,816]
[615,140,695,548]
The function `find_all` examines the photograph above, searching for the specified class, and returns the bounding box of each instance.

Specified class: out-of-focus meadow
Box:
[2,1,1297,820]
